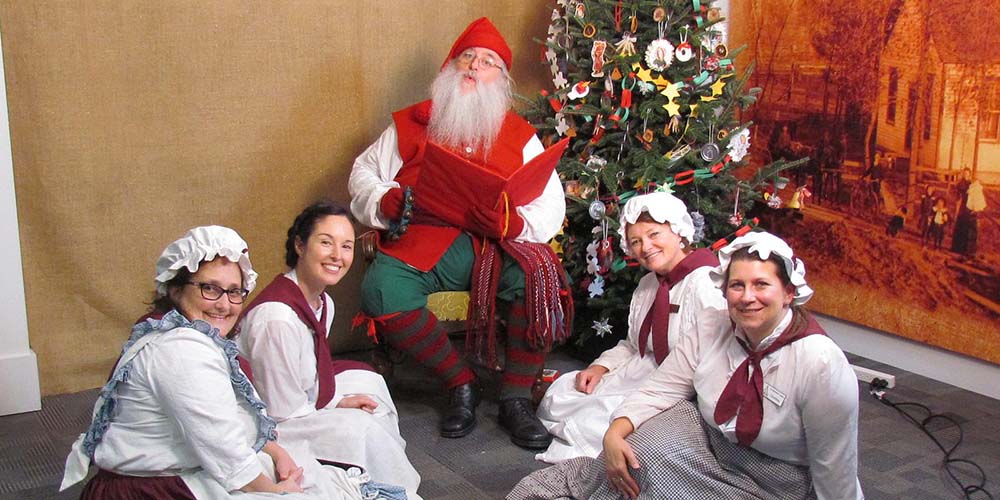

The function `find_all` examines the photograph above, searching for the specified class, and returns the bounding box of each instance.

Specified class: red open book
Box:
[416,137,570,228]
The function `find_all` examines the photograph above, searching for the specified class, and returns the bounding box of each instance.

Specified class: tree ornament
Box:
[591,40,608,77]
[583,23,597,38]
[567,81,590,99]
[645,39,674,72]
[588,200,606,220]
[652,6,666,22]
[585,155,607,172]
[614,32,637,57]
[597,237,614,273]
[700,142,720,162]
[592,318,613,337]
[767,193,783,209]
[726,128,751,162]
[728,185,743,226]
[674,28,693,62]
[715,44,728,58]
[690,211,706,243]
[704,55,720,71]
[669,115,682,134]
[588,275,605,298]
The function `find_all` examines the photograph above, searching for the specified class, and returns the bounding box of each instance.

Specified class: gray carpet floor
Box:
[2,349,998,499]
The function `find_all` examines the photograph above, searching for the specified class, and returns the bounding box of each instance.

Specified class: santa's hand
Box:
[379,186,415,221]
[466,205,524,240]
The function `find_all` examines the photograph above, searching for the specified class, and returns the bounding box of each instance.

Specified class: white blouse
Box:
[94,328,264,491]
[592,268,728,372]
[613,309,863,500]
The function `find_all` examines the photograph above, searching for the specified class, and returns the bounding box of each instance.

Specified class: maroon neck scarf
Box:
[244,274,335,409]
[713,308,826,446]
[637,248,719,364]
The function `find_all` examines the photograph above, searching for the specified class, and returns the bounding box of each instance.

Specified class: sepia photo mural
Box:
[727,0,999,364]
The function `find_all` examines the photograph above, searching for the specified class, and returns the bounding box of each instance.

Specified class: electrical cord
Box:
[869,378,994,499]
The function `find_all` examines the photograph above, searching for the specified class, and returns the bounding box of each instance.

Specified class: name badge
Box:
[763,383,786,407]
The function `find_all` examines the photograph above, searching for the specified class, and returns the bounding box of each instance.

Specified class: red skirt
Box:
[80,469,197,500]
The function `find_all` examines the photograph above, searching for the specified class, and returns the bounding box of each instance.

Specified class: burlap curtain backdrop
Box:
[0,1,551,395]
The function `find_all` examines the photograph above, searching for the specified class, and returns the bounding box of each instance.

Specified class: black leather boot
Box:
[440,382,480,438]
[498,397,552,450]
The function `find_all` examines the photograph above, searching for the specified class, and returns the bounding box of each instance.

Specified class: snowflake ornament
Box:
[690,211,705,243]
[592,318,613,337]
[588,275,605,298]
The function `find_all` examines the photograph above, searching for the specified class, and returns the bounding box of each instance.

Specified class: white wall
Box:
[818,313,1000,401]
[0,28,42,415]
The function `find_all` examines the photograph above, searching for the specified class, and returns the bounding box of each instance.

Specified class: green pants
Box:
[361,233,525,315]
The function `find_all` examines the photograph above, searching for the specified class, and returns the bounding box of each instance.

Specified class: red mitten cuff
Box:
[379,187,405,220]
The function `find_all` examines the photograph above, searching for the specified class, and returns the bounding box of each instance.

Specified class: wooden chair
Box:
[356,231,501,377]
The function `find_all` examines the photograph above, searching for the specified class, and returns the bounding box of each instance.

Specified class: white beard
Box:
[428,64,511,155]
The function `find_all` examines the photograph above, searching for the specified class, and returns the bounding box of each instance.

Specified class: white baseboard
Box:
[0,350,41,415]
[816,313,1000,401]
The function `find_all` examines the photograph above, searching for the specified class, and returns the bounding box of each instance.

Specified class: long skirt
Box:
[80,469,197,500]
[536,354,657,463]
[508,400,815,500]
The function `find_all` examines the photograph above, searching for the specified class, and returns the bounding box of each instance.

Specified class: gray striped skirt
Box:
[508,400,815,500]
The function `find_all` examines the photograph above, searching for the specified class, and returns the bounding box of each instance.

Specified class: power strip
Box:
[851,365,896,389]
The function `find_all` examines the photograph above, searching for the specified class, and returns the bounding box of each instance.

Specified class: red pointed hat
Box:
[442,17,513,70]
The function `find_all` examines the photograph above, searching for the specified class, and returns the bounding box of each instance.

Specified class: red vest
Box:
[379,100,538,271]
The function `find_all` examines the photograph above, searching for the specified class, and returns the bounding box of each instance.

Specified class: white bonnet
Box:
[710,231,813,306]
[154,226,258,296]
[617,191,694,255]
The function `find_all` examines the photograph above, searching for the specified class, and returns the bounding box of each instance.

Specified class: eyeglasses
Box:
[186,282,249,304]
[456,50,503,71]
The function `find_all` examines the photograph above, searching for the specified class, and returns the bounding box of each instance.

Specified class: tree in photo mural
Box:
[522,0,801,356]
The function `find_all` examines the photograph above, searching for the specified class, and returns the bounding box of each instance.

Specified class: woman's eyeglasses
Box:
[186,282,249,304]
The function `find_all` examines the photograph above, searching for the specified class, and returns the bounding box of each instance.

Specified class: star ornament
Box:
[663,100,681,116]
[632,62,653,83]
[710,77,728,96]
[592,318,613,337]
[650,75,671,90]
[659,82,680,101]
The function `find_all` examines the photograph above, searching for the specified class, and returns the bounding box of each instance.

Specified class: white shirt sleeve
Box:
[349,124,404,230]
[514,135,566,243]
[609,271,727,429]
[611,325,706,429]
[239,315,318,421]
[798,337,863,500]
[145,330,264,491]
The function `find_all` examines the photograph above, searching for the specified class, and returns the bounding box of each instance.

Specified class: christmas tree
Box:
[521,0,798,356]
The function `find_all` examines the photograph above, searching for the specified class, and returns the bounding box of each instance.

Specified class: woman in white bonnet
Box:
[534,191,728,463]
[512,231,862,500]
[61,226,385,499]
